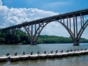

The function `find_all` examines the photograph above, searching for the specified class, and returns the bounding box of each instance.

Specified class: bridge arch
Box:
[1,8,88,45]
[77,20,88,39]
[32,19,88,46]
[34,21,74,44]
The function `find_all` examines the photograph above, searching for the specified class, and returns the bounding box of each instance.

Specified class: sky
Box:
[0,0,88,39]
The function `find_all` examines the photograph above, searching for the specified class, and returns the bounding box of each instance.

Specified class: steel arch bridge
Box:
[1,8,88,46]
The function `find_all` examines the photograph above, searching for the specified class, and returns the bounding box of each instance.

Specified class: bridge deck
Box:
[1,8,88,30]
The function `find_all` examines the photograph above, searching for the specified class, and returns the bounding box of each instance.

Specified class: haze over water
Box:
[0,43,88,66]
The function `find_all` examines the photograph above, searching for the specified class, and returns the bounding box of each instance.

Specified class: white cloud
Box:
[41,22,69,36]
[0,0,2,6]
[1,0,68,37]
[0,0,87,38]
[0,5,58,27]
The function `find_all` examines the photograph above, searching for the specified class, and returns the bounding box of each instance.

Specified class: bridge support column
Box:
[73,39,79,46]
[23,22,48,45]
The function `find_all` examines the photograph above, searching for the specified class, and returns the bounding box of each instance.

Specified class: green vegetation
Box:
[0,29,88,45]
[37,35,73,44]
[0,29,30,44]
[37,35,88,44]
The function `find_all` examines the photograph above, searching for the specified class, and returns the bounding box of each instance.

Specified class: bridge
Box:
[1,8,88,46]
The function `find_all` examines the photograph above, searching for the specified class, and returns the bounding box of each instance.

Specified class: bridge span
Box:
[1,8,88,46]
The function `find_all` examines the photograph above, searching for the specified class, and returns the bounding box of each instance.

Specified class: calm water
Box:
[0,43,88,66]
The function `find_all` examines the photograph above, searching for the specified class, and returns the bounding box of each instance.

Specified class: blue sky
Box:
[2,0,88,13]
[0,0,88,39]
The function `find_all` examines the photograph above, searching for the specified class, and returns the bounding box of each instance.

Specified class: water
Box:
[0,43,88,66]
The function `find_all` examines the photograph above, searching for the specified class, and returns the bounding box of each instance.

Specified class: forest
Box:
[0,29,88,45]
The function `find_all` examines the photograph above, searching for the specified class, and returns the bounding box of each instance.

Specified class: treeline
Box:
[0,29,88,45]
[37,35,88,44]
[0,29,30,44]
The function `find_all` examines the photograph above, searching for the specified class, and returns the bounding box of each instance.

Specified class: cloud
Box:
[0,0,68,37]
[41,22,69,36]
[0,5,58,27]
[0,0,69,37]
[0,0,87,38]
[0,0,2,6]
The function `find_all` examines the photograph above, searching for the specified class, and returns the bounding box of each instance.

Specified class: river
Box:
[0,43,88,66]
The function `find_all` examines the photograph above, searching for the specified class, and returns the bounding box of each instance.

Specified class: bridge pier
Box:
[1,9,88,45]
[73,39,79,46]
[30,40,37,45]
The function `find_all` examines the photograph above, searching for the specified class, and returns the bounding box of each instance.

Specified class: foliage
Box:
[0,29,30,44]
[38,35,73,43]
[0,29,88,45]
